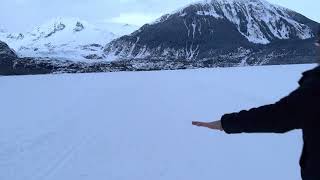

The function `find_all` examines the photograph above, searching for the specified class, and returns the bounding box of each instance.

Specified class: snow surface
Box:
[0,64,316,180]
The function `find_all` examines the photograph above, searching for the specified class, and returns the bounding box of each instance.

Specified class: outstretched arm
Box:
[193,85,313,134]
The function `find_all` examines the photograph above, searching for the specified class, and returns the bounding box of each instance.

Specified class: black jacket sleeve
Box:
[220,85,313,134]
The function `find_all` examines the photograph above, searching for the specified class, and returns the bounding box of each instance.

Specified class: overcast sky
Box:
[0,0,319,32]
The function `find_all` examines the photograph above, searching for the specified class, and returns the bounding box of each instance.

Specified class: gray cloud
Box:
[0,0,319,32]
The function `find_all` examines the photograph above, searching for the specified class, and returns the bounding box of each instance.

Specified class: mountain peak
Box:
[197,0,278,7]
[31,17,91,38]
[74,22,85,32]
[164,0,314,44]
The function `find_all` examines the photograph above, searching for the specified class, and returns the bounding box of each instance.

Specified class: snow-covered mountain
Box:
[0,17,139,61]
[104,0,319,65]
[187,0,314,44]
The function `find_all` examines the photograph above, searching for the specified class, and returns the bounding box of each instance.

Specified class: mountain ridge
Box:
[0,17,139,61]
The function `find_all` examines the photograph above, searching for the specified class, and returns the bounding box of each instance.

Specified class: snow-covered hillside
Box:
[0,64,315,180]
[104,0,318,63]
[0,17,138,61]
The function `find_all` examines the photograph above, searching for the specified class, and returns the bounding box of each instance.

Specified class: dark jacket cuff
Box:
[221,113,243,134]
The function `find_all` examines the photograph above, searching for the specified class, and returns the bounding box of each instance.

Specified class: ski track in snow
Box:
[31,134,95,180]
[0,64,316,180]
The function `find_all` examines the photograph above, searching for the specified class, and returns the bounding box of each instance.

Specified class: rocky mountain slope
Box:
[104,0,319,66]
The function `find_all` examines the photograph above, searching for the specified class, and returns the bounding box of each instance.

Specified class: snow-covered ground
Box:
[0,64,316,180]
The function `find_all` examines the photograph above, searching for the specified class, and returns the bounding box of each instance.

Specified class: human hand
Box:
[192,120,224,131]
